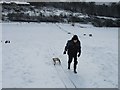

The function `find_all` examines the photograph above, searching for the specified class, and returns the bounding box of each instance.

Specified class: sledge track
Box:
[54,63,83,88]
[56,24,74,35]
[60,65,77,88]
[60,63,83,88]
[54,64,76,88]
[48,48,76,88]
[52,51,83,88]
[54,65,67,89]
[56,24,82,39]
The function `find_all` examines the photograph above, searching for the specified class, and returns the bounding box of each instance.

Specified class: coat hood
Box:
[72,35,79,40]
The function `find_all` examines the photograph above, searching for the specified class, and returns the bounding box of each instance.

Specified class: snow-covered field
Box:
[2,22,118,88]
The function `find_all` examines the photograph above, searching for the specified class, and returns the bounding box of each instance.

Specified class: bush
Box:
[91,17,103,27]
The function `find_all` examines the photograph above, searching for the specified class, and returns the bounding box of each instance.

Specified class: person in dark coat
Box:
[63,35,81,73]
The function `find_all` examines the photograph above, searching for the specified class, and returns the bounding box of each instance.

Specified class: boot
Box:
[74,69,77,74]
[74,63,77,73]
[68,63,70,70]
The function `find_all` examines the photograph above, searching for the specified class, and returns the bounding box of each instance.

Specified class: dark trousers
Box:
[68,54,78,71]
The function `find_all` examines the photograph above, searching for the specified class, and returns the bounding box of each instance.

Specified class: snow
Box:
[96,16,118,21]
[0,1,10,4]
[22,7,88,18]
[0,1,30,5]
[10,1,30,5]
[39,7,71,17]
[26,11,36,16]
[2,22,118,88]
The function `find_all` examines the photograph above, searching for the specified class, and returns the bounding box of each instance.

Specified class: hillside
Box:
[1,2,120,27]
[2,22,118,88]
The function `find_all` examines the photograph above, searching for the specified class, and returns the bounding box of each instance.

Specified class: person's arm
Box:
[63,41,69,54]
[78,41,81,57]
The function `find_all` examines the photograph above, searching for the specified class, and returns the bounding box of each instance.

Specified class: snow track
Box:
[54,65,75,88]
[56,24,74,35]
[54,62,85,88]
[61,65,84,88]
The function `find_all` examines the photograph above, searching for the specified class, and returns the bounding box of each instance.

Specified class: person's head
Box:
[72,35,79,43]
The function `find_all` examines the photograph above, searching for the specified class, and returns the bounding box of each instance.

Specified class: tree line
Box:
[29,2,120,18]
[2,2,120,27]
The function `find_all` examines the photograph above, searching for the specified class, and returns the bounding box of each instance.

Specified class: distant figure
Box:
[5,40,10,44]
[89,34,92,37]
[84,33,86,36]
[63,35,81,74]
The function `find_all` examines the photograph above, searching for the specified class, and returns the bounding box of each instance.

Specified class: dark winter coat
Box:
[64,39,81,56]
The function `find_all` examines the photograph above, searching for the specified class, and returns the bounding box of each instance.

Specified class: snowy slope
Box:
[2,22,118,88]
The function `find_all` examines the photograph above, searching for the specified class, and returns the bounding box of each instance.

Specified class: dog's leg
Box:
[53,59,56,65]
[59,60,61,65]
[54,61,56,65]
